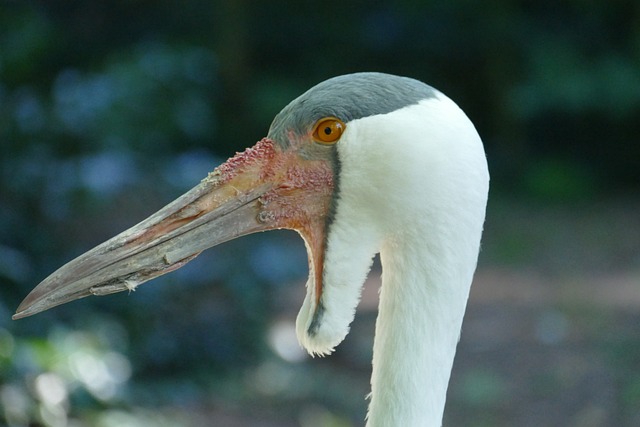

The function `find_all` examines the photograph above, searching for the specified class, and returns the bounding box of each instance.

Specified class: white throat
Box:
[296,94,489,426]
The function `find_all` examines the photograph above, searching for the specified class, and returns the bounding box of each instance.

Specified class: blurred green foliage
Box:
[1,0,639,425]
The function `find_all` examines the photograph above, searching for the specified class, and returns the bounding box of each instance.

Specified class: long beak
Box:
[14,138,334,320]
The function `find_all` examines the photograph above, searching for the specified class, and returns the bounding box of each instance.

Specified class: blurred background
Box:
[1,1,639,426]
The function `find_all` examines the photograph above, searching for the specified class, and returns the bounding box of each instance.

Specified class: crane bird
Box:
[14,72,489,426]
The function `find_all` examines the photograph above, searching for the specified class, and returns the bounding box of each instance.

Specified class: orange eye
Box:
[312,117,346,144]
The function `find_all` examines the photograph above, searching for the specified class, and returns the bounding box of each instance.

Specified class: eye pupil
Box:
[323,127,332,135]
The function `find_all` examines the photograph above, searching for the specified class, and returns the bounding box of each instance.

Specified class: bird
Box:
[14,72,489,426]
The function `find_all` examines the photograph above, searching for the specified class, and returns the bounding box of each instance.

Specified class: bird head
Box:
[14,73,486,356]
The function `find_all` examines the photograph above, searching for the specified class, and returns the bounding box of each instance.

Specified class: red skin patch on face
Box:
[258,160,334,221]
[286,164,334,191]
[215,137,277,182]
[256,155,334,308]
[206,135,335,308]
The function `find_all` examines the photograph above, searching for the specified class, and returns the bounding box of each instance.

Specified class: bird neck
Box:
[367,234,476,427]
